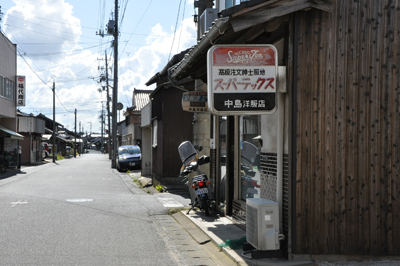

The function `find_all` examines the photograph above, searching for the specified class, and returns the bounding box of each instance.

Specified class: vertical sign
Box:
[17,76,26,106]
[207,45,277,115]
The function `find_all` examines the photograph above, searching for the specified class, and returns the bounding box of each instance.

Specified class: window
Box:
[0,76,15,101]
[152,119,158,147]
[239,115,261,200]
[224,0,249,9]
[0,76,4,97]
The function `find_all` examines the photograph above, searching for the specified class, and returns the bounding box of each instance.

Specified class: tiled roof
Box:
[131,89,153,111]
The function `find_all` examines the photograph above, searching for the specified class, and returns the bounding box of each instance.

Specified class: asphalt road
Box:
[0,150,221,266]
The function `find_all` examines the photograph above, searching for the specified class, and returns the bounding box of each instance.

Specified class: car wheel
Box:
[116,162,121,172]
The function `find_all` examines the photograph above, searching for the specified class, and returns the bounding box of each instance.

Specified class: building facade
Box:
[17,111,46,164]
[0,32,23,170]
[149,0,400,259]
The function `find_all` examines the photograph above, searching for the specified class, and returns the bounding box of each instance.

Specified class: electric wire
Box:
[119,0,154,60]
[177,0,187,53]
[168,0,183,61]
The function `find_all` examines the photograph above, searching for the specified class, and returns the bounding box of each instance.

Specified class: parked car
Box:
[65,146,72,157]
[42,142,50,153]
[116,145,141,172]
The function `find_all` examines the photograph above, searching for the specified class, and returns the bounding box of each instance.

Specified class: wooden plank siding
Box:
[163,87,194,178]
[294,0,400,255]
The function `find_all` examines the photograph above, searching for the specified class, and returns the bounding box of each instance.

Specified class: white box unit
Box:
[246,198,280,251]
[199,8,218,37]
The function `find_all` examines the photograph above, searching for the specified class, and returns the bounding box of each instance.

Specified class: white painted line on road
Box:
[10,201,28,207]
[66,199,94,203]
[156,197,184,208]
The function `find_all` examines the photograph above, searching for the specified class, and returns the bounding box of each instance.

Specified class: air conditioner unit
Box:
[246,198,280,251]
[199,8,218,37]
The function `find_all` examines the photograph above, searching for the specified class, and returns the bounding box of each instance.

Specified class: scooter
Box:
[178,141,215,216]
[241,164,260,199]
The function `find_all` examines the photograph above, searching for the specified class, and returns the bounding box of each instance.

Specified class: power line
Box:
[168,0,183,61]
[21,43,108,57]
[177,0,187,53]
[119,0,154,60]
[4,23,98,41]
[4,8,92,30]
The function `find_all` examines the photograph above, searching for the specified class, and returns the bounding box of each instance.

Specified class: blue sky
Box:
[1,0,197,133]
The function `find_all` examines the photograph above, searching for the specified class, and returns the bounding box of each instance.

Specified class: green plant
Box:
[126,170,130,175]
[155,184,164,192]
[147,190,150,194]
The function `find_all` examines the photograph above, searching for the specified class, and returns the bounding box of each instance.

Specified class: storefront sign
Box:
[182,91,208,112]
[207,45,277,115]
[17,76,26,106]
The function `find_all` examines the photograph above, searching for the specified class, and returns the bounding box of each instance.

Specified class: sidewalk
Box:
[130,173,400,266]
[134,175,315,266]
[0,158,53,180]
[178,211,316,266]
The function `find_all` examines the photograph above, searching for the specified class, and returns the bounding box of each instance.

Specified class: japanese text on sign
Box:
[224,99,266,109]
[17,76,26,106]
[207,45,277,115]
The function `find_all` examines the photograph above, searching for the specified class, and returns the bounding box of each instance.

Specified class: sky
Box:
[1,0,197,134]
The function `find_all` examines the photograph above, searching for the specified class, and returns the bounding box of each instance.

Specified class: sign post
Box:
[207,45,277,115]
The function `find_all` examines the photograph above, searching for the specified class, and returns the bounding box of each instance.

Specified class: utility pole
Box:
[79,121,82,155]
[101,102,104,153]
[105,50,111,159]
[111,0,119,168]
[74,108,77,158]
[52,82,56,163]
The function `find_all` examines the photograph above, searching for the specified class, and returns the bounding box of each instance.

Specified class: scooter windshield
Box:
[241,141,258,166]
[178,141,198,166]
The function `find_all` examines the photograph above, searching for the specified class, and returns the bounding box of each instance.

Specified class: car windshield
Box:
[119,146,140,155]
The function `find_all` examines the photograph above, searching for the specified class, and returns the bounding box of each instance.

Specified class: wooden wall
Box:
[151,85,193,183]
[294,0,400,255]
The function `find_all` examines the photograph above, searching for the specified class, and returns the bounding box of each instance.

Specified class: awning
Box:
[41,134,72,143]
[0,125,24,140]
[42,134,52,141]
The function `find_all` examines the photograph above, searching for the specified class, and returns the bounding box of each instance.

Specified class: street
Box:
[0,151,227,266]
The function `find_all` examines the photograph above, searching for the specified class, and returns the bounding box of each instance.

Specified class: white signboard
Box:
[182,91,208,112]
[207,45,277,115]
[17,76,26,106]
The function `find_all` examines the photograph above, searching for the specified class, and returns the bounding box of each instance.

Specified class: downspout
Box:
[277,66,286,239]
[277,93,284,232]
[167,68,189,92]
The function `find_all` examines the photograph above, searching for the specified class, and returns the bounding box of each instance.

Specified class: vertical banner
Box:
[207,45,277,115]
[17,76,26,106]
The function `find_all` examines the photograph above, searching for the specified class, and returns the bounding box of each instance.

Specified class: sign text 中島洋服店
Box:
[207,45,277,115]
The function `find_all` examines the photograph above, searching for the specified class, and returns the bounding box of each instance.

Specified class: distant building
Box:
[17,111,45,163]
[121,88,152,147]
[0,32,23,169]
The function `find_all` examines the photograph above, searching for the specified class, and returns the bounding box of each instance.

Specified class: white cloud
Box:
[3,0,197,133]
[5,0,81,61]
